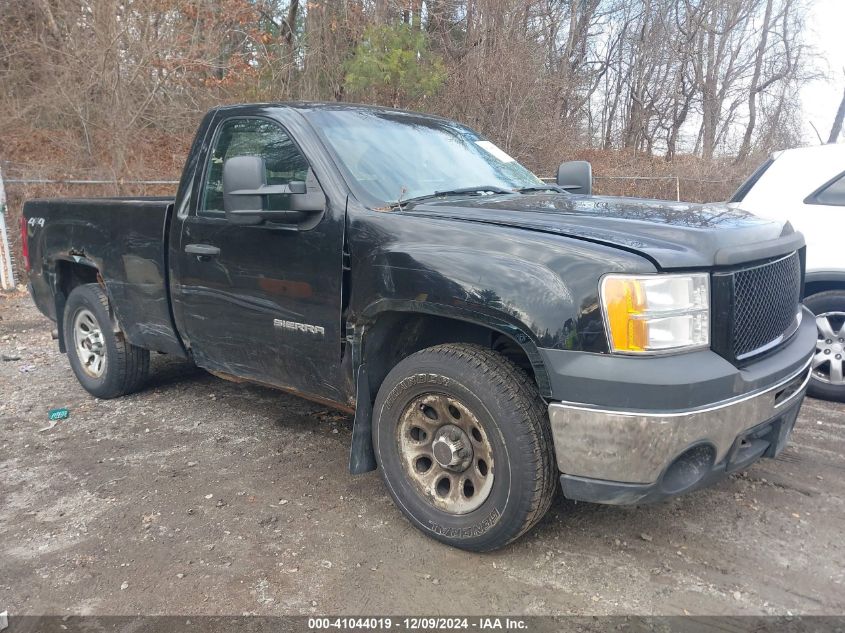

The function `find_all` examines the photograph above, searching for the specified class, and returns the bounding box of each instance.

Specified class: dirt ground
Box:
[1,289,843,617]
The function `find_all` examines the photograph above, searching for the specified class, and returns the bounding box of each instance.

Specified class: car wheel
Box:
[805,290,845,402]
[373,343,557,551]
[63,283,150,399]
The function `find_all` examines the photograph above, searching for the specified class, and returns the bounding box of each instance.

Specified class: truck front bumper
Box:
[542,306,816,505]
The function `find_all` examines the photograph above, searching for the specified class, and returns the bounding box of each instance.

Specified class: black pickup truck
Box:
[23,103,816,551]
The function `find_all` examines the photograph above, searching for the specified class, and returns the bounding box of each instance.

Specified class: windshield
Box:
[306,108,544,205]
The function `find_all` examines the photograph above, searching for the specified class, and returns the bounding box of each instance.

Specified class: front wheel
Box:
[63,283,150,399]
[373,343,557,551]
[806,290,845,402]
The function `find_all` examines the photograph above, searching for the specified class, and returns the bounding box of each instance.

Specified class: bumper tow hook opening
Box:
[660,445,716,495]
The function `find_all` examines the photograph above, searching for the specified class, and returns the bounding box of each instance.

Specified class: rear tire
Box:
[805,290,845,402]
[63,283,149,399]
[373,343,557,551]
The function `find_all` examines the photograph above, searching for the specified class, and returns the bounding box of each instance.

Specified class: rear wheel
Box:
[805,290,845,402]
[63,283,149,399]
[373,343,556,551]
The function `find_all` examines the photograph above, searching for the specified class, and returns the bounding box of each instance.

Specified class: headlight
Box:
[600,273,710,354]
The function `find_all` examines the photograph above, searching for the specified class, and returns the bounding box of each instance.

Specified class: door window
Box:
[201,118,310,215]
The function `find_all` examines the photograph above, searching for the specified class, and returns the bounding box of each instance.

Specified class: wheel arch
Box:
[347,303,551,475]
[805,270,845,299]
[53,258,119,353]
[358,303,551,401]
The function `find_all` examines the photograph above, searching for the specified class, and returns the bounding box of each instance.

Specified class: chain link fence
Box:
[0,161,179,288]
[542,174,742,202]
[0,161,743,289]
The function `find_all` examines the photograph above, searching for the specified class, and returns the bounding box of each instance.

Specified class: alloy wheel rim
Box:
[813,312,845,385]
[397,393,494,515]
[73,308,107,378]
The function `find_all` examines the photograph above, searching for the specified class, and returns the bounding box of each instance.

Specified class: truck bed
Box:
[24,196,185,356]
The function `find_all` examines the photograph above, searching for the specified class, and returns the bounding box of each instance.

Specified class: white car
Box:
[731,143,845,401]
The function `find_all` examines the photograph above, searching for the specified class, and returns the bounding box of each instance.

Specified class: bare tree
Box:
[0,0,819,183]
[736,0,802,162]
[828,82,845,144]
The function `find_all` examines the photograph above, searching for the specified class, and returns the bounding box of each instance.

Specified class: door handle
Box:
[185,244,220,258]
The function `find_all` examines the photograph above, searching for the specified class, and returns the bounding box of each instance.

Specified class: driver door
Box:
[171,115,347,403]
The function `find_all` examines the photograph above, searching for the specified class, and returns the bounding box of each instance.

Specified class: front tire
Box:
[373,343,556,551]
[63,283,150,399]
[805,290,845,402]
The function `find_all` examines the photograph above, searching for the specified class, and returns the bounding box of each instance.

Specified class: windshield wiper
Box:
[433,185,513,196]
[390,185,513,209]
[515,184,564,193]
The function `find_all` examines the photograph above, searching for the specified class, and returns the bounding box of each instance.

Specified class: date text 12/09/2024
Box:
[308,618,528,630]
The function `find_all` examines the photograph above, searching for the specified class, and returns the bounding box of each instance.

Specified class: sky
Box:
[800,0,845,144]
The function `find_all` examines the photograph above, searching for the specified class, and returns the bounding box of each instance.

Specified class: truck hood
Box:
[403,193,800,269]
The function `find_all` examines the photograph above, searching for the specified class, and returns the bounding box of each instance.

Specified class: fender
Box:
[345,210,653,359]
[343,217,653,475]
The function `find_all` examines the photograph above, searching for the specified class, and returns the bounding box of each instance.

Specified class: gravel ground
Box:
[1,289,843,617]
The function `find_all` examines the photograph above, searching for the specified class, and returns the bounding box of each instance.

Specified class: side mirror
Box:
[222,155,322,225]
[556,160,592,195]
[223,155,266,224]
